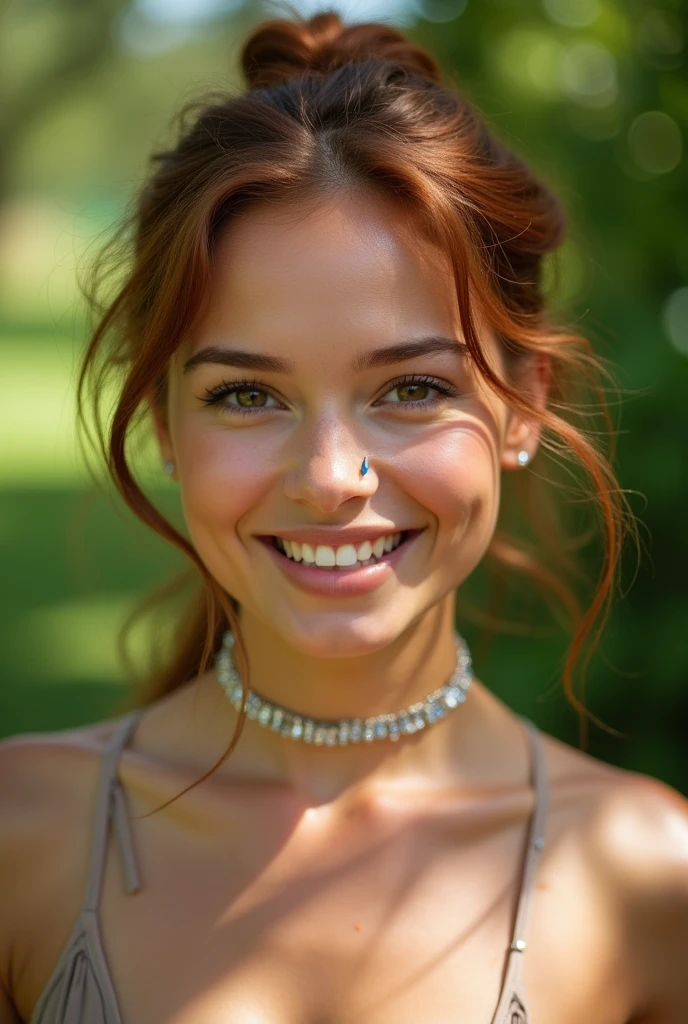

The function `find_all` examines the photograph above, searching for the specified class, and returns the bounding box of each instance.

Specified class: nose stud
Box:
[360,456,370,476]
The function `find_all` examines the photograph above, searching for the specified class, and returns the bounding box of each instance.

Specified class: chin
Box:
[264,605,420,659]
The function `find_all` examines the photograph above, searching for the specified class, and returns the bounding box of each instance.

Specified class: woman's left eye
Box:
[379,375,458,406]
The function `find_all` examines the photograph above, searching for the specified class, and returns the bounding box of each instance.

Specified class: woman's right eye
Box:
[200,381,282,414]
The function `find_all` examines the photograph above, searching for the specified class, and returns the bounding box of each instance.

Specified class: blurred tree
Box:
[1,0,134,199]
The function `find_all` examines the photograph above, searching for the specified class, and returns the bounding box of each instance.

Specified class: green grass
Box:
[1,328,181,733]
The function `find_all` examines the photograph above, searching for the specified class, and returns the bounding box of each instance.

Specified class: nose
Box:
[283,415,377,512]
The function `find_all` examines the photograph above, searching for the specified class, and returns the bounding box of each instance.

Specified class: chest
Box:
[92,799,628,1024]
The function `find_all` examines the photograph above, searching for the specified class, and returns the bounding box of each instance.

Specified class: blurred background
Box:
[1,0,686,791]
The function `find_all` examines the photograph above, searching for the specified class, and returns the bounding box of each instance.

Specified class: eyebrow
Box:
[352,336,467,372]
[182,336,467,375]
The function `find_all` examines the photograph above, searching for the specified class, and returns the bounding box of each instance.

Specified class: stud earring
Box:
[360,456,370,476]
[163,461,176,475]
[517,450,530,467]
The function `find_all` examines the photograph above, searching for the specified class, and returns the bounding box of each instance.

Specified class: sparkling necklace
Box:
[215,630,473,746]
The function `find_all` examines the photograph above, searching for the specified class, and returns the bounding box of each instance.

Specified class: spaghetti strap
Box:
[508,717,549,953]
[490,715,549,1024]
[28,710,145,1024]
[82,709,144,914]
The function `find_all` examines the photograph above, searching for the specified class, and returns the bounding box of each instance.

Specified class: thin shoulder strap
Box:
[82,709,144,913]
[508,716,549,953]
[490,715,549,1023]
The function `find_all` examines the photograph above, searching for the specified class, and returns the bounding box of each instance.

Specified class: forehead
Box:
[185,191,462,359]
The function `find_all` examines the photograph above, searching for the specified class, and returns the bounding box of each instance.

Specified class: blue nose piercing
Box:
[360,456,370,476]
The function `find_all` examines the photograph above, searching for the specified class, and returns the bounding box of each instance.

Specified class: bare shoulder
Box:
[542,729,688,1021]
[542,728,688,888]
[542,727,688,861]
[0,717,121,874]
[0,720,122,1012]
[0,719,119,836]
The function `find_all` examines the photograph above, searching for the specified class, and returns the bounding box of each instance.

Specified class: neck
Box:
[186,597,518,807]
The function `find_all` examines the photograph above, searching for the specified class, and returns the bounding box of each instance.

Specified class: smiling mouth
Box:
[267,530,416,571]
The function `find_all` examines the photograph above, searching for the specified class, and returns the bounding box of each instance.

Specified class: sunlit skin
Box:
[2,189,688,1024]
[153,189,547,802]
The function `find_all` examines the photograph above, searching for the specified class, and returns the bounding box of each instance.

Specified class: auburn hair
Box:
[78,7,635,807]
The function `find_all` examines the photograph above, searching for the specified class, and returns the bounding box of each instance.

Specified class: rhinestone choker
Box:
[215,630,473,746]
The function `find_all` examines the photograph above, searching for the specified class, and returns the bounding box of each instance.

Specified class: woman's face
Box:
[157,190,544,657]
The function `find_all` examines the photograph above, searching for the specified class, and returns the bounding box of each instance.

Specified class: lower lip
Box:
[258,533,421,597]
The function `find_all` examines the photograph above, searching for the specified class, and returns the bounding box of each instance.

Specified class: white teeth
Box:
[315,545,336,567]
[336,544,358,567]
[276,532,406,568]
[356,540,372,562]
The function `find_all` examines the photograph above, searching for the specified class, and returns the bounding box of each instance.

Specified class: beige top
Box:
[29,709,549,1024]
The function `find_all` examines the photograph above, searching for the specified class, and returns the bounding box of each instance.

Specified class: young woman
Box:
[1,10,686,1024]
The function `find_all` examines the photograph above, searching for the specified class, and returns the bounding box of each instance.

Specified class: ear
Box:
[501,353,550,471]
[150,397,177,479]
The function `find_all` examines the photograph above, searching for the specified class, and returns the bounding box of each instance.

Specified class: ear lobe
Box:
[501,353,550,470]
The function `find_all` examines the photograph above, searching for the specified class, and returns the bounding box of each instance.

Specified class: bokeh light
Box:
[662,286,688,356]
[492,29,565,98]
[561,41,617,107]
[628,110,683,175]
[542,0,600,29]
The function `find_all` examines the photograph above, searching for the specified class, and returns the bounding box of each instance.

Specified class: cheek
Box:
[394,426,501,547]
[172,418,274,540]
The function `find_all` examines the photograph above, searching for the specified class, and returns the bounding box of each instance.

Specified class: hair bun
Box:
[240,10,442,90]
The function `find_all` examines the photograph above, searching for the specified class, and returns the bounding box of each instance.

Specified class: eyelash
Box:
[200,374,459,415]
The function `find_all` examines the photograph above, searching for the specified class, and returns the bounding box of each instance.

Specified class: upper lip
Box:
[258,526,423,546]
